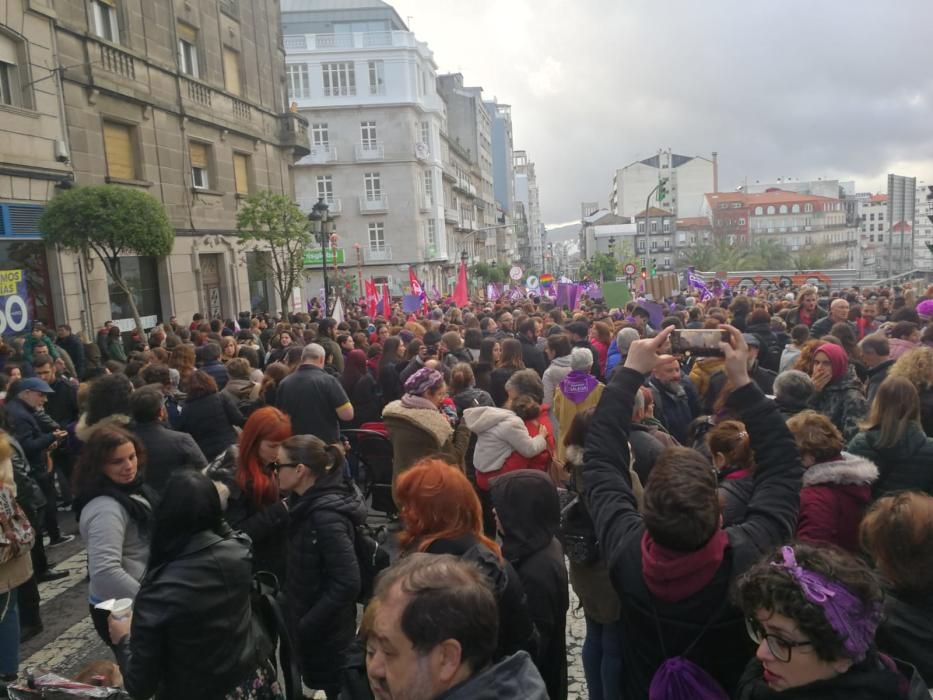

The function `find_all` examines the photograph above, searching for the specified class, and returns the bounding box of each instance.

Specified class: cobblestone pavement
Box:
[23,515,592,699]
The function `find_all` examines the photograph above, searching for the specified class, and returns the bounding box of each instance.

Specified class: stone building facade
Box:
[1,0,306,337]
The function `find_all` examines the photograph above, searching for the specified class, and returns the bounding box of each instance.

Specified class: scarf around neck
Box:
[559,370,599,404]
[641,529,729,603]
[75,476,160,537]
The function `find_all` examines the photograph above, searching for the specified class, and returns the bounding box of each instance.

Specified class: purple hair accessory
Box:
[773,546,880,661]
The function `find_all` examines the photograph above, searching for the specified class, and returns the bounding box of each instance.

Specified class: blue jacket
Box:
[6,397,55,473]
[200,360,229,390]
[605,338,622,380]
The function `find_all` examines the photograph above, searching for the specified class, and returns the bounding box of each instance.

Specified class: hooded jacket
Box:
[463,406,547,479]
[847,423,933,497]
[796,452,878,553]
[286,469,367,689]
[382,400,466,482]
[490,471,568,700]
[437,652,548,700]
[689,356,726,404]
[583,367,803,699]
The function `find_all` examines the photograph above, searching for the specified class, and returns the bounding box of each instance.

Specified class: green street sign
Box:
[304,248,345,267]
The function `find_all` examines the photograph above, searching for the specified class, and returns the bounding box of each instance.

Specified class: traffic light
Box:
[640,267,647,280]
[657,177,669,203]
[651,258,657,277]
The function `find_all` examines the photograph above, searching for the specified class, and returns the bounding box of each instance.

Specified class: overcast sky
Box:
[390,0,933,226]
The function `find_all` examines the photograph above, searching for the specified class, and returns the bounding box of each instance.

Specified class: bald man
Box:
[810,298,853,339]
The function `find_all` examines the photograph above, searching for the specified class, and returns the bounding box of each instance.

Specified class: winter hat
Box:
[404,367,445,396]
[399,329,414,344]
[616,328,640,355]
[916,298,933,321]
[816,343,848,382]
[570,347,593,372]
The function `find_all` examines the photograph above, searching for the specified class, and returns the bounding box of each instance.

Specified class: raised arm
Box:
[583,327,674,566]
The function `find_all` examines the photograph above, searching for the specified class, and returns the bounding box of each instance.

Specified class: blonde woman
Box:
[0,433,35,687]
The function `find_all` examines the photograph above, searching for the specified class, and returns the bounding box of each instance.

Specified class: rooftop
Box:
[705,189,839,206]
[676,216,712,227]
[634,207,674,218]
[870,194,888,203]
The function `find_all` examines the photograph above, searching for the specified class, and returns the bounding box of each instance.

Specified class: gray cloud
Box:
[391,0,933,224]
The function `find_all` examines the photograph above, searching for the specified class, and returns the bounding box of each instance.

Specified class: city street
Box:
[22,514,591,698]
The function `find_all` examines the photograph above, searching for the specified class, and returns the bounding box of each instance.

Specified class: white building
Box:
[437,74,499,262]
[514,150,544,270]
[281,0,449,295]
[610,149,717,219]
[885,174,917,278]
[853,193,888,273]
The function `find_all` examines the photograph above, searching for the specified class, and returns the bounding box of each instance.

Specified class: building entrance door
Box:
[200,253,224,320]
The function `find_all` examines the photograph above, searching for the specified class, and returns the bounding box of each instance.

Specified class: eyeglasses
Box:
[745,617,814,663]
[271,461,300,472]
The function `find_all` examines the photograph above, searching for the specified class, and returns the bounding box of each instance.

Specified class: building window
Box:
[754,206,763,215]
[92,0,120,44]
[650,221,658,233]
[177,24,199,78]
[287,64,310,100]
[223,47,241,95]
[423,170,433,203]
[425,219,437,250]
[368,222,385,251]
[108,256,162,326]
[766,206,775,215]
[420,121,430,147]
[0,35,22,107]
[804,203,813,213]
[316,175,333,202]
[738,218,746,225]
[869,213,875,221]
[322,62,355,97]
[662,220,671,233]
[367,60,385,95]
[878,234,884,242]
[778,205,788,214]
[189,141,210,189]
[310,123,328,147]
[637,239,645,251]
[364,172,381,200]
[791,204,800,213]
[637,221,645,233]
[233,152,250,195]
[360,121,377,148]
[103,121,137,180]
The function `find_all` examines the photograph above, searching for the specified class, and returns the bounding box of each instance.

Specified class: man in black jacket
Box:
[276,343,353,443]
[55,324,86,378]
[583,325,802,699]
[516,318,547,377]
[565,321,601,380]
[129,386,207,493]
[6,378,74,569]
[861,334,893,406]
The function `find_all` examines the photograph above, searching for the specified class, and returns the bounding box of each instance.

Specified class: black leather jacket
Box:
[115,529,272,700]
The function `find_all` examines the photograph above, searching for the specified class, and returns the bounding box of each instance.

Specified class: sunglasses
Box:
[271,461,301,472]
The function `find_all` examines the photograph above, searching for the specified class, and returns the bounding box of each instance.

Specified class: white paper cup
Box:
[109,598,133,621]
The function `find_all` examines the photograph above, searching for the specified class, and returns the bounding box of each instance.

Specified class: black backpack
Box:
[354,523,390,604]
[251,571,302,700]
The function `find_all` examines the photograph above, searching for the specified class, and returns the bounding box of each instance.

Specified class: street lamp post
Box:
[308,198,330,315]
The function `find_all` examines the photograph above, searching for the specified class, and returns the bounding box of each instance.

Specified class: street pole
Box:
[309,198,330,316]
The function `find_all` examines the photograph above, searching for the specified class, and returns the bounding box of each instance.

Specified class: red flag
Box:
[365,279,377,318]
[453,259,469,307]
[408,267,424,298]
[378,283,391,317]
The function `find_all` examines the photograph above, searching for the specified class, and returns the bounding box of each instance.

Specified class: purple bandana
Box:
[559,370,599,404]
[773,546,881,661]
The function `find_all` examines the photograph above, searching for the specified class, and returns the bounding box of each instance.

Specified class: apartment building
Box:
[43,0,303,331]
[513,150,544,270]
[281,0,447,295]
[610,149,717,219]
[0,0,73,330]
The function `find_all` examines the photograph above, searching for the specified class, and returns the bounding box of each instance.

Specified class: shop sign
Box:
[0,270,29,335]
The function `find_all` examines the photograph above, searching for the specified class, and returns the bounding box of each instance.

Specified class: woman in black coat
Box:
[376,337,404,406]
[277,435,366,700]
[489,338,524,407]
[177,370,245,460]
[108,470,277,700]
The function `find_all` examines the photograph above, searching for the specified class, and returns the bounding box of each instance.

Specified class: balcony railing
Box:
[297,197,342,215]
[444,207,458,223]
[366,245,393,262]
[98,43,136,80]
[453,178,474,197]
[359,196,389,214]
[184,78,212,106]
[420,197,434,212]
[414,142,430,160]
[282,31,420,52]
[279,112,309,158]
[307,145,337,164]
[457,217,474,231]
[355,142,385,161]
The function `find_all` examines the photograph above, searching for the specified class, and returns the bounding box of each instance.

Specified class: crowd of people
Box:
[0,281,931,699]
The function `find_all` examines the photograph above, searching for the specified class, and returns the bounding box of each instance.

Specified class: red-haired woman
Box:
[395,458,536,661]
[207,406,292,579]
